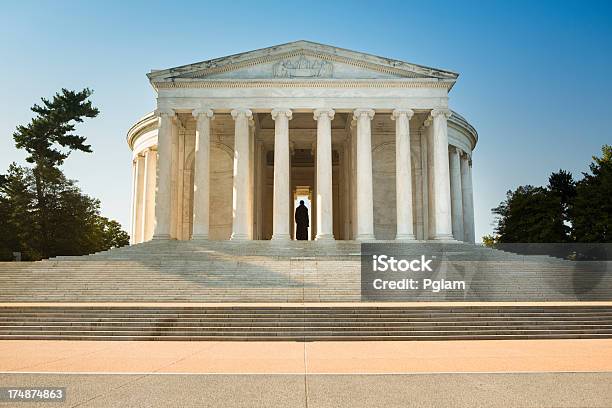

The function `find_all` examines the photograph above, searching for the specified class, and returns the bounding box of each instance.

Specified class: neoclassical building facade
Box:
[127,41,477,244]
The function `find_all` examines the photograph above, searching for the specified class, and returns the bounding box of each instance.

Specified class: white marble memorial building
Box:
[127,41,477,244]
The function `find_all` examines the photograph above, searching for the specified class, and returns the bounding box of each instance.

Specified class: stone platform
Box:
[0,241,610,303]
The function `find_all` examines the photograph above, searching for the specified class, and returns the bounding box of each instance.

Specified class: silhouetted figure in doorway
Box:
[295,200,309,240]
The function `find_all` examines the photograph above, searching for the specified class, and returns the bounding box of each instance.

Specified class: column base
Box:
[152,234,172,240]
[230,233,249,241]
[191,234,209,240]
[315,234,335,241]
[356,234,376,241]
[271,234,291,241]
[395,234,416,241]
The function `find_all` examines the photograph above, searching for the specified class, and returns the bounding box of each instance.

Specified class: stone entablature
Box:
[127,41,478,244]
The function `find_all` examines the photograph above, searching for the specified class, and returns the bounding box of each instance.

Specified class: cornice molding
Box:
[153,79,454,90]
[127,111,157,149]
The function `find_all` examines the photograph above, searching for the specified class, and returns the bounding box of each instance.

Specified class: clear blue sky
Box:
[1,0,611,240]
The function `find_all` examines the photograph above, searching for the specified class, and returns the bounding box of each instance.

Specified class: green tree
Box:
[97,218,130,251]
[12,88,99,258]
[492,185,567,243]
[0,164,39,260]
[490,145,611,244]
[0,164,129,260]
[544,169,575,241]
[1,88,129,260]
[572,145,612,242]
[547,169,576,220]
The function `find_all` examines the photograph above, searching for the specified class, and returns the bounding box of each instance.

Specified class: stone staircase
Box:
[0,304,611,341]
[0,240,610,302]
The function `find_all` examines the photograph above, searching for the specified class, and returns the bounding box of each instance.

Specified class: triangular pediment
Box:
[148,40,458,83]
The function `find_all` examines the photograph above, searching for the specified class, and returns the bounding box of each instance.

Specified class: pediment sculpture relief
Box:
[272,56,333,78]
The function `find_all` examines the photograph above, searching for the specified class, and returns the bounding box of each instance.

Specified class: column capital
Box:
[154,108,175,118]
[461,150,473,165]
[449,145,462,155]
[192,109,214,119]
[391,109,414,120]
[313,108,335,121]
[431,108,452,119]
[353,108,375,120]
[230,109,253,120]
[271,108,293,121]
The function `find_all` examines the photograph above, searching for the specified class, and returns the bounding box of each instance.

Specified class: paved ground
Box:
[1,339,611,407]
[1,339,611,373]
[1,372,611,407]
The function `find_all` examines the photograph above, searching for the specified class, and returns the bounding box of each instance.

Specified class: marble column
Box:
[342,140,351,240]
[192,109,214,240]
[248,119,256,240]
[129,160,137,244]
[170,122,180,239]
[153,109,175,240]
[271,109,292,240]
[230,109,252,240]
[353,109,376,241]
[431,108,454,241]
[141,148,157,242]
[350,123,358,239]
[425,118,435,239]
[132,154,145,243]
[420,125,429,240]
[449,146,464,241]
[460,152,475,243]
[392,109,416,241]
[314,108,335,240]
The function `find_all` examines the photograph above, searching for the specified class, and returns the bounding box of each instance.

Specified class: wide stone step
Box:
[2,323,611,331]
[2,328,612,338]
[2,333,612,341]
[1,305,612,341]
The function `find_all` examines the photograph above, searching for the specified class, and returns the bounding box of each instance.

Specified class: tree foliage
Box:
[13,88,98,168]
[492,185,567,243]
[488,145,612,243]
[572,145,612,242]
[1,89,128,261]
